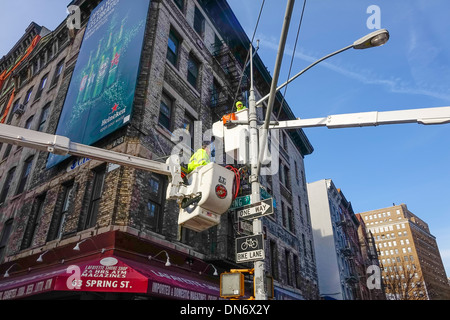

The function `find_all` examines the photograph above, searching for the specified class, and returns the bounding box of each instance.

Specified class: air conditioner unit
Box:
[14,104,26,115]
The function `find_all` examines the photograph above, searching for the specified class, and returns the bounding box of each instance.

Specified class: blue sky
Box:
[1,1,450,278]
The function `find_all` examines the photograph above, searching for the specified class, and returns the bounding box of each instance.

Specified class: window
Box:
[24,87,33,105]
[21,194,46,250]
[7,99,20,124]
[269,240,279,280]
[25,116,34,129]
[285,250,292,285]
[211,79,220,107]
[193,6,205,37]
[293,255,301,288]
[0,167,16,203]
[51,60,65,87]
[2,144,12,160]
[84,166,106,229]
[159,92,173,130]
[0,219,13,261]
[35,74,48,100]
[167,29,180,66]
[50,183,74,240]
[16,156,34,195]
[147,174,166,233]
[187,54,200,88]
[287,207,294,233]
[173,0,184,11]
[38,103,51,132]
[182,113,195,150]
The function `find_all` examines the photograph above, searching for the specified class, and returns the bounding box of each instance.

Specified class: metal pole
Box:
[249,0,296,300]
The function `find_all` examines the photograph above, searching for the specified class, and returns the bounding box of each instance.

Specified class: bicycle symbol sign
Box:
[235,234,265,263]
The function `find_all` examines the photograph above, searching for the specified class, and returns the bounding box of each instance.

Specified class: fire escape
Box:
[210,40,249,120]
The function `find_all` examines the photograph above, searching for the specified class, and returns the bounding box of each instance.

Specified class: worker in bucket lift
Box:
[180,143,211,209]
[236,101,247,111]
[187,143,210,174]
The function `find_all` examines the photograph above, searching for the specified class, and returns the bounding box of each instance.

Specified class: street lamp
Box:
[352,29,390,49]
[255,28,391,176]
[256,29,391,110]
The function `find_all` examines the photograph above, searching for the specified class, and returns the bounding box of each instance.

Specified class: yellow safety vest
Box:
[187,148,210,173]
[236,101,246,111]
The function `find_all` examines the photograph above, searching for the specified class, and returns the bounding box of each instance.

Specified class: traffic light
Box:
[220,272,245,299]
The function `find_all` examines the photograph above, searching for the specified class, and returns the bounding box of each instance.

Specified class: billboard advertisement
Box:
[47,0,151,168]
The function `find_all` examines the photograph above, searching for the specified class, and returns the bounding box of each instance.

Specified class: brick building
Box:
[0,0,317,300]
[360,204,450,300]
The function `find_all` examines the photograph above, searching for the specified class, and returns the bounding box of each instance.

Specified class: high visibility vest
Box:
[236,101,246,111]
[187,148,210,173]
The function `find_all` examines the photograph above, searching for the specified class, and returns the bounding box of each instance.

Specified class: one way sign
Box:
[237,198,274,220]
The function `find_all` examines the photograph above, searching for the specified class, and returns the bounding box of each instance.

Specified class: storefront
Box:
[0,230,221,300]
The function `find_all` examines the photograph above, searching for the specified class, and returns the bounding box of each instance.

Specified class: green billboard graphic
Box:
[47,0,150,168]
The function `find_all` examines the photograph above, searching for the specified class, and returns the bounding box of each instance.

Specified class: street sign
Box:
[229,195,251,211]
[229,188,276,211]
[237,198,274,221]
[236,234,265,263]
[238,219,253,235]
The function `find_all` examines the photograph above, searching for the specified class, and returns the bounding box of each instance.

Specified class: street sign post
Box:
[236,234,265,263]
[237,198,274,220]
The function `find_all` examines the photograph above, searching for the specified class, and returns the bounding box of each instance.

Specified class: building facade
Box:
[0,0,318,300]
[355,213,385,300]
[360,204,450,300]
[307,179,362,300]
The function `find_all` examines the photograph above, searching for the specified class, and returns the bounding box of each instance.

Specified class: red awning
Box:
[0,255,220,300]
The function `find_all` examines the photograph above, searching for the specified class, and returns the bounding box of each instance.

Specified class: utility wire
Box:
[276,0,307,120]
[231,0,266,113]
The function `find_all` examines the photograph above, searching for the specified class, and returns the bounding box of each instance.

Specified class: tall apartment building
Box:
[307,179,364,300]
[360,204,450,300]
[0,0,317,300]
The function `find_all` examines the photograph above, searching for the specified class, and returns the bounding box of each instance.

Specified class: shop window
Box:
[167,29,180,67]
[0,167,16,204]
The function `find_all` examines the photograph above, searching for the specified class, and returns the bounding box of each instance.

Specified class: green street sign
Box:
[229,188,276,211]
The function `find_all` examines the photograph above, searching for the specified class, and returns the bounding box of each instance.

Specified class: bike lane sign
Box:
[235,234,265,263]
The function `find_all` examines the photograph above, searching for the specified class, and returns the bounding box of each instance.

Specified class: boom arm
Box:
[265,106,450,130]
[0,123,172,175]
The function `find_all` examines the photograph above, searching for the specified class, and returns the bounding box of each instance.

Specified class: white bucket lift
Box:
[212,109,249,164]
[175,162,235,232]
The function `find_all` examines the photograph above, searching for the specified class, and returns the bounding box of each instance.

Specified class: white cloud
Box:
[257,33,450,103]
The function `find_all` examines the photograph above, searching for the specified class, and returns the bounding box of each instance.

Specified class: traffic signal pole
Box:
[249,0,296,300]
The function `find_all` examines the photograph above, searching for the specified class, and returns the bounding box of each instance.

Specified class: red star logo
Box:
[111,53,120,67]
[112,104,118,112]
